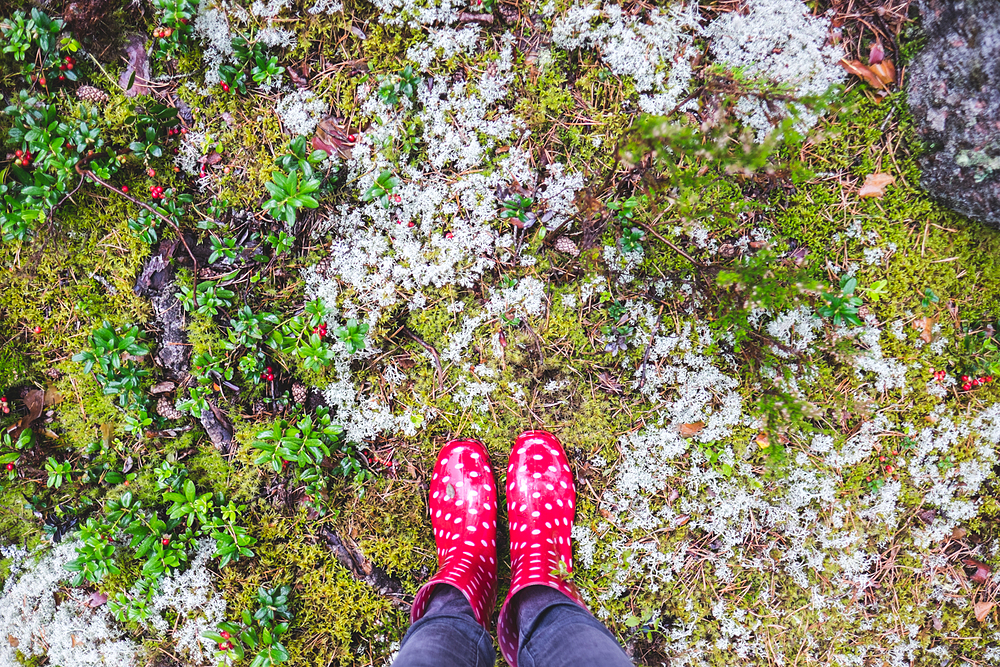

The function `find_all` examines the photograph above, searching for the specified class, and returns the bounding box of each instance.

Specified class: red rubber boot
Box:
[410,439,499,630]
[497,430,589,666]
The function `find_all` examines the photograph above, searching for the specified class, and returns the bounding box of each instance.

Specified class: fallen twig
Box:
[403,328,445,390]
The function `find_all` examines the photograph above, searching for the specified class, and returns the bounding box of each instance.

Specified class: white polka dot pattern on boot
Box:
[496,430,589,667]
[410,440,499,630]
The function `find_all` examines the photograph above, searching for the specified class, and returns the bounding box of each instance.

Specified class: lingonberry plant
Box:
[263,136,327,226]
[377,64,420,106]
[335,318,369,354]
[817,275,864,326]
[252,406,350,513]
[362,169,399,208]
[72,322,151,411]
[203,585,293,667]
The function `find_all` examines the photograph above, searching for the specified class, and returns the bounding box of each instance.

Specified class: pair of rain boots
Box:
[409,430,587,667]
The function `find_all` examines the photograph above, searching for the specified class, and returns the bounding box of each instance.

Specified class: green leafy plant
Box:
[251,53,284,87]
[501,195,533,225]
[209,235,242,264]
[65,517,120,585]
[921,287,940,309]
[363,169,399,208]
[45,456,72,488]
[176,279,236,317]
[618,227,645,253]
[263,166,321,225]
[335,318,369,354]
[607,194,647,223]
[204,585,292,667]
[818,275,864,326]
[72,322,151,410]
[378,65,420,106]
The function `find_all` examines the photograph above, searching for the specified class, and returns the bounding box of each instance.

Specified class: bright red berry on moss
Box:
[963,382,972,391]
[33,326,41,334]
[5,463,14,471]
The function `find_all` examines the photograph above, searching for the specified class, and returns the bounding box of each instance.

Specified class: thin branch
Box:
[403,328,445,390]
[77,165,198,275]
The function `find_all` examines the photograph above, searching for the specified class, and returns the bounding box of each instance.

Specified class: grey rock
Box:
[907,0,1000,227]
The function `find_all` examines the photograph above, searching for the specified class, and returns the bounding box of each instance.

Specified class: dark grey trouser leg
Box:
[514,585,633,667]
[394,584,495,667]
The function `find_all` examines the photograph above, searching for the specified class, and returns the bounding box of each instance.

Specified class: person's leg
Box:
[512,585,631,667]
[393,584,495,667]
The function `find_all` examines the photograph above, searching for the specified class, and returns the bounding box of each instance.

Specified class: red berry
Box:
[347,134,356,142]
[445,232,453,239]
[972,379,981,387]
[963,383,972,391]
[161,536,170,546]
[122,185,129,193]
[961,375,970,383]
[39,77,46,86]
[147,168,156,177]
[266,366,273,373]
[58,75,65,81]
[221,82,230,92]
[66,62,73,70]
[988,376,994,383]
[878,456,885,462]
[267,374,275,381]
[33,326,41,334]
[5,463,14,471]
[865,476,871,482]
[180,18,189,24]
[220,631,230,639]
[407,221,415,227]
[891,450,899,456]
[14,150,22,158]
[886,465,894,473]
[218,642,226,650]
[65,56,73,63]
[60,64,67,71]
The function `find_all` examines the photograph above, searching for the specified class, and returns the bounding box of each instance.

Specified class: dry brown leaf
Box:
[71,634,82,647]
[964,558,993,584]
[870,59,896,86]
[7,634,18,648]
[914,316,936,344]
[755,432,770,449]
[859,173,896,198]
[679,422,705,437]
[839,58,885,90]
[975,601,995,622]
[869,40,885,65]
[313,116,357,160]
[85,591,108,607]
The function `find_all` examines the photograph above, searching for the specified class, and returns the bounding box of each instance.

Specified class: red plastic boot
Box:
[410,439,499,630]
[497,430,589,666]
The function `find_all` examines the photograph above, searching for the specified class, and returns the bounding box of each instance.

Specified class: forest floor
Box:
[2,0,1000,666]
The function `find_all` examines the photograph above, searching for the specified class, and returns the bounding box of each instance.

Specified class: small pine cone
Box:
[554,236,580,257]
[76,85,109,103]
[292,382,308,405]
[156,397,183,420]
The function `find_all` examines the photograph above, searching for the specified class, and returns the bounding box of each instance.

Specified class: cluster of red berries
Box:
[261,366,275,382]
[150,185,165,199]
[865,446,904,482]
[217,641,234,651]
[220,82,231,93]
[4,462,14,472]
[58,55,75,76]
[12,149,33,168]
[390,193,402,204]
[166,127,181,138]
[153,26,175,39]
[313,323,328,338]
[960,374,993,391]
[0,397,8,415]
